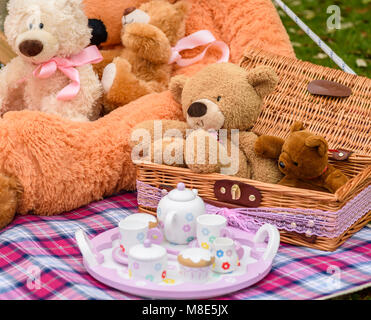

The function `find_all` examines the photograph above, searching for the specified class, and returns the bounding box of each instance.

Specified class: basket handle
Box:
[335,165,371,202]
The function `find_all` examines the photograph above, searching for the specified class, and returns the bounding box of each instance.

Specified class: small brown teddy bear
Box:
[254,121,349,193]
[132,62,283,184]
[100,0,189,114]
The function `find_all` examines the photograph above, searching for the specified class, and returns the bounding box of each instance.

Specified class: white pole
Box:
[274,0,357,75]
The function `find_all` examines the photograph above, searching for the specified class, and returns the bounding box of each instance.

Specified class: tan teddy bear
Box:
[0,0,103,122]
[132,63,283,183]
[101,0,189,114]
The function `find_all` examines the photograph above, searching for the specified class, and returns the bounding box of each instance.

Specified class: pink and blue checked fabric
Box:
[0,191,370,300]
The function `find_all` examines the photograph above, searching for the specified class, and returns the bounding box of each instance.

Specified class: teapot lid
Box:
[129,240,166,261]
[167,183,198,202]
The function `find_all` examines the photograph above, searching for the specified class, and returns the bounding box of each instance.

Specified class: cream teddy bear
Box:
[0,0,103,122]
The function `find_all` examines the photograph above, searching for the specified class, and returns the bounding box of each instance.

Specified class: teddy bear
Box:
[132,62,283,183]
[254,121,349,193]
[83,0,149,79]
[0,0,103,122]
[100,0,189,114]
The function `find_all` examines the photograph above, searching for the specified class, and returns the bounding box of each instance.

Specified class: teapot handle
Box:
[164,210,177,241]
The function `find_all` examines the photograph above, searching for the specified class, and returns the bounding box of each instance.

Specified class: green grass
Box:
[276,0,370,300]
[332,287,371,300]
[274,0,370,78]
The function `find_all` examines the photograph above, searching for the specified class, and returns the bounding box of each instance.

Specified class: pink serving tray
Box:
[75,223,280,299]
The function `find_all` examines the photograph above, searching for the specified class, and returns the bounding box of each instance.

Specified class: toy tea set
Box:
[75,183,280,299]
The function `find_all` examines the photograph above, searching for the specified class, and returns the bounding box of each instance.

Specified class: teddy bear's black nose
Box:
[88,19,108,46]
[19,40,43,57]
[187,102,207,118]
[124,7,137,16]
[279,161,285,169]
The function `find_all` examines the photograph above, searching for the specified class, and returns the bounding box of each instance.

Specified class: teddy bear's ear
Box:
[290,121,305,133]
[173,0,190,17]
[247,66,278,99]
[169,75,188,104]
[56,0,83,10]
[305,135,328,157]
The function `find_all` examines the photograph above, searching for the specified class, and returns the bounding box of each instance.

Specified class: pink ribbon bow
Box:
[169,30,230,67]
[33,45,103,101]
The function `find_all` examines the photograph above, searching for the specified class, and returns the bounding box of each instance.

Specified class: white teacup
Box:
[196,214,227,251]
[119,219,148,255]
[212,237,243,274]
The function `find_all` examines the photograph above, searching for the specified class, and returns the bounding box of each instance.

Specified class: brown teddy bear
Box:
[132,62,283,183]
[100,0,189,114]
[83,0,149,79]
[254,121,349,193]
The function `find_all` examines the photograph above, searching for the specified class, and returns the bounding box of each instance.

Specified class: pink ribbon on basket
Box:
[33,45,103,101]
[169,30,230,67]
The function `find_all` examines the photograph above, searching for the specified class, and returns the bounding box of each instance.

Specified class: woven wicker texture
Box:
[136,48,371,251]
[240,48,370,157]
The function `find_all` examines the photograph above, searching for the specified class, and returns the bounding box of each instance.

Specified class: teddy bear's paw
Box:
[252,158,283,184]
[254,136,267,157]
[0,173,20,229]
[102,58,133,92]
[184,129,222,174]
[122,8,150,27]
[102,63,117,93]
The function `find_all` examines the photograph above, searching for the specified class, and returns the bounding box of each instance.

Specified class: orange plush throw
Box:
[0,0,294,229]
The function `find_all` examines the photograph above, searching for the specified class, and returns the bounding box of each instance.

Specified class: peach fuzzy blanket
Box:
[0,0,294,216]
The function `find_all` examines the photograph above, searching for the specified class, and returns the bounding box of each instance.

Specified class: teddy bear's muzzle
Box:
[19,40,44,57]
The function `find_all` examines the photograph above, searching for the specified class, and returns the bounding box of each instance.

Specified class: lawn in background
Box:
[277,0,370,300]
[275,0,370,77]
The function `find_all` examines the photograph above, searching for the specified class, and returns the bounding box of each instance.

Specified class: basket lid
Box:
[241,48,371,156]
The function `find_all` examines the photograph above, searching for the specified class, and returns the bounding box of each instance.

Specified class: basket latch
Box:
[214,180,261,207]
[328,149,352,161]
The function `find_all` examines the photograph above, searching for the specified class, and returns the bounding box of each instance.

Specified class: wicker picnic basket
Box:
[136,48,371,251]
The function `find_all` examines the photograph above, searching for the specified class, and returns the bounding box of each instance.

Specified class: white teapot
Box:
[157,183,206,245]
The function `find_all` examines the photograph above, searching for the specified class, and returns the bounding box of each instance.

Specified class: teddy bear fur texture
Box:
[254,121,349,193]
[133,63,283,183]
[0,0,294,230]
[100,0,189,114]
[0,0,103,121]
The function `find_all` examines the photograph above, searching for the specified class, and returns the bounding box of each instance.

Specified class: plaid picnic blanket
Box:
[0,191,370,300]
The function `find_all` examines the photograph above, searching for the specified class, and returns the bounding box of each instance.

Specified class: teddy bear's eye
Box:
[293,161,299,166]
[217,96,222,102]
[39,23,44,29]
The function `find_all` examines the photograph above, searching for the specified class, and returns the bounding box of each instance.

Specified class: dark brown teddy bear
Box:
[254,121,349,193]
